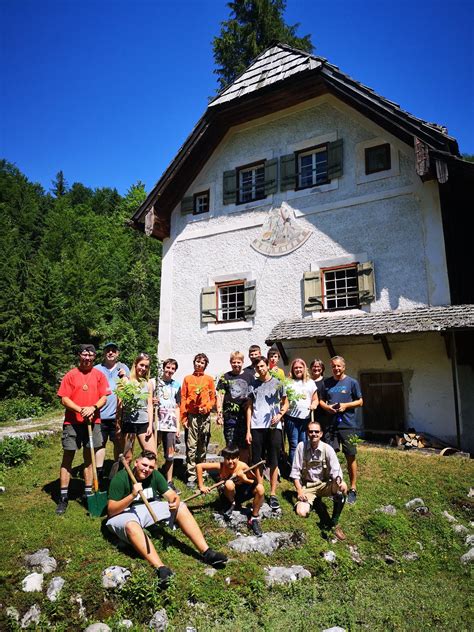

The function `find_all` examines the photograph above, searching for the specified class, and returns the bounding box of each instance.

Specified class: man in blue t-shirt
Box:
[95,342,130,478]
[320,356,363,505]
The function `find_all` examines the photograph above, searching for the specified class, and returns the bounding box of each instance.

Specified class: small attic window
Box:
[193,190,209,215]
[365,143,391,175]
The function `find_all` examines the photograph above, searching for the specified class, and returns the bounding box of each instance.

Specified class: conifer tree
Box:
[213,0,313,90]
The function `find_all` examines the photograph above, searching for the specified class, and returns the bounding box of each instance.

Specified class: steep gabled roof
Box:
[132,43,466,239]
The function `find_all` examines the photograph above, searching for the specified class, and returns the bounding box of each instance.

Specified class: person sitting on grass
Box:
[290,420,348,541]
[106,450,228,589]
[196,445,265,537]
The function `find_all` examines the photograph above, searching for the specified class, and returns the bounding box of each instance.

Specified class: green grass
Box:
[0,428,473,631]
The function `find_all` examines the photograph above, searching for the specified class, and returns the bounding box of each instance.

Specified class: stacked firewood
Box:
[390,429,445,450]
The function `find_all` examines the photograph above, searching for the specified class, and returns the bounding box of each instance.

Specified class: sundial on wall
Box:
[251,201,312,256]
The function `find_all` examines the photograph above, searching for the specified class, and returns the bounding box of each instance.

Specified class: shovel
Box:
[86,420,108,517]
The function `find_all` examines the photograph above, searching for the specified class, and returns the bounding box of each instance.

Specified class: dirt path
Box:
[0,415,63,440]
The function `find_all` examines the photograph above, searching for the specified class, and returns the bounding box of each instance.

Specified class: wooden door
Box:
[360,372,405,435]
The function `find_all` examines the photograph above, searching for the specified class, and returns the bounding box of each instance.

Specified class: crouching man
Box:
[106,450,227,588]
[290,421,348,541]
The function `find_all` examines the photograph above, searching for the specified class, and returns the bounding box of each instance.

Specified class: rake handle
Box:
[183,459,266,503]
[119,454,159,523]
[87,420,99,492]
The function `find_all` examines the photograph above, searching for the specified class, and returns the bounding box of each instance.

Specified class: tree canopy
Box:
[213,0,314,90]
[0,160,161,402]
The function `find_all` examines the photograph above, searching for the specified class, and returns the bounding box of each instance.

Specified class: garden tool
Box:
[119,453,159,523]
[86,420,108,517]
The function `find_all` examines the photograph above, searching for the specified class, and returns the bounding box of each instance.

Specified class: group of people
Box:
[54,341,363,586]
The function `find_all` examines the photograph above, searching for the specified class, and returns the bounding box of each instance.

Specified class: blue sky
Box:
[1,0,473,195]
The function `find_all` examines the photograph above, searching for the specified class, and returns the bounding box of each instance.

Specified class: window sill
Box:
[207,320,254,332]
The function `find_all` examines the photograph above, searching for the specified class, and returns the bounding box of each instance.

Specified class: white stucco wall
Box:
[157,93,456,442]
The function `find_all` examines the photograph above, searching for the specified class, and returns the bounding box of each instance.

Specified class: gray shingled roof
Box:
[266,305,474,343]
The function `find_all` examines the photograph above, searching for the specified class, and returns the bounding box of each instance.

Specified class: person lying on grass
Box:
[290,420,348,541]
[106,450,227,588]
[196,445,265,537]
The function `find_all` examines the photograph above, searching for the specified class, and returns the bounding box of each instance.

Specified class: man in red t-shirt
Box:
[55,344,110,515]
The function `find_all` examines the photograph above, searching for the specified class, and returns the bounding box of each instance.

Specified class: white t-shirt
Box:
[287,379,317,419]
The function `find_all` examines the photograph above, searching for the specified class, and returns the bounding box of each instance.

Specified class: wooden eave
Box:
[132,52,461,240]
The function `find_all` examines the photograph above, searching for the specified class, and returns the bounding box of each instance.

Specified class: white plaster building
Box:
[132,44,474,452]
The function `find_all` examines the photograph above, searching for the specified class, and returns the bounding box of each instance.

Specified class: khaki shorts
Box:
[62,423,102,450]
[297,480,333,507]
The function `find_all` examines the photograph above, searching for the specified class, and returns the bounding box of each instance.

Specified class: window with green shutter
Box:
[282,139,343,192]
[201,279,257,324]
[223,159,276,205]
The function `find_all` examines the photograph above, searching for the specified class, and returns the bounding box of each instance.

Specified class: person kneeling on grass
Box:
[196,445,265,537]
[106,450,227,588]
[290,420,348,541]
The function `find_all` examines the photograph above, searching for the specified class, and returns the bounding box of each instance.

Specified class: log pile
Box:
[390,428,446,450]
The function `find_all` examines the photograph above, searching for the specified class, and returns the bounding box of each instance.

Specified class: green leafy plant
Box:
[269,370,305,405]
[118,567,162,613]
[0,396,47,423]
[347,433,363,446]
[114,379,147,414]
[0,436,33,466]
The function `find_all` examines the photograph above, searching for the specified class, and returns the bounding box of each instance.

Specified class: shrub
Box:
[0,436,33,466]
[0,396,47,423]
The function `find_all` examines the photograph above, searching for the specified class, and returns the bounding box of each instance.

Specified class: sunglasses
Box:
[308,430,322,435]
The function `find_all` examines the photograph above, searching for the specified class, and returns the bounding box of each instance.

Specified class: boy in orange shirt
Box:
[180,353,216,489]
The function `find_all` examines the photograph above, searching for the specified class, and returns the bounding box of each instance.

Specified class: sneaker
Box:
[347,489,357,505]
[202,548,228,567]
[248,517,263,537]
[156,565,174,589]
[167,481,180,495]
[269,495,280,511]
[333,525,347,541]
[222,501,235,522]
[55,499,68,515]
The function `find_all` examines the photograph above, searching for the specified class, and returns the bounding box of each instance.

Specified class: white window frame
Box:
[216,280,246,322]
[321,264,360,311]
[297,145,329,189]
[238,163,265,204]
[193,190,209,215]
[288,131,338,197]
[207,271,255,332]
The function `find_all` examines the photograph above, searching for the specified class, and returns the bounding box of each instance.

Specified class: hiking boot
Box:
[333,525,346,541]
[55,499,68,515]
[222,501,235,522]
[269,495,280,511]
[202,548,228,567]
[248,516,263,537]
[156,565,174,589]
[347,489,357,505]
[167,481,180,495]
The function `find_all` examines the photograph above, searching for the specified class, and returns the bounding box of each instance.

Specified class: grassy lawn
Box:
[0,429,472,631]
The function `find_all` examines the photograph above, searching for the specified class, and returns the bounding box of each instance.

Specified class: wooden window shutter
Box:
[357,261,375,305]
[244,280,256,317]
[280,154,296,191]
[303,271,322,311]
[223,170,237,205]
[201,286,216,323]
[327,139,343,180]
[180,196,194,215]
[264,158,278,196]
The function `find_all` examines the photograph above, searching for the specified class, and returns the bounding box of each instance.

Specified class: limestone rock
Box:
[118,621,133,629]
[468,487,474,498]
[101,565,131,589]
[348,544,362,564]
[228,531,304,555]
[84,624,111,632]
[405,498,425,509]
[384,555,397,564]
[22,572,43,592]
[213,501,280,529]
[465,534,474,547]
[376,505,397,515]
[0,486,5,493]
[149,608,168,631]
[21,604,41,629]
[414,506,430,516]
[460,548,474,564]
[323,627,346,632]
[6,606,20,621]
[24,548,57,574]
[70,593,87,620]
[322,550,336,563]
[402,552,419,561]
[265,565,311,585]
[203,567,217,577]
[452,524,469,535]
[185,628,197,632]
[442,511,457,523]
[47,576,65,601]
